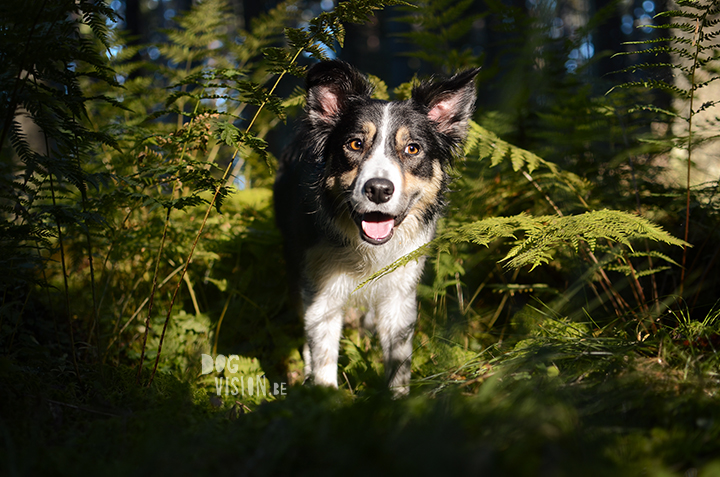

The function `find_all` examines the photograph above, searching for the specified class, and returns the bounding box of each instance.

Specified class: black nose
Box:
[363,178,394,204]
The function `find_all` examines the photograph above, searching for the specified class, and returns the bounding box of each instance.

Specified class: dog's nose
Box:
[364,178,394,204]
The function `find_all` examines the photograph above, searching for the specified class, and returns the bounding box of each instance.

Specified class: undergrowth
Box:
[1,0,720,475]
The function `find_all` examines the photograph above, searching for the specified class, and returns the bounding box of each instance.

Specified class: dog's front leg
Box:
[376,290,417,397]
[303,288,346,388]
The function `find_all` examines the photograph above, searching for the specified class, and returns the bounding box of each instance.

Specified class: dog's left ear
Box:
[305,60,374,127]
[412,68,480,140]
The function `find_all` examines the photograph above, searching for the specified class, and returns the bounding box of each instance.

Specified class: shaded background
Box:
[113,0,672,156]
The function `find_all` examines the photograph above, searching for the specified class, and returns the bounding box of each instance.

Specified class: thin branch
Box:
[136,207,172,384]
[183,273,202,316]
[681,16,703,293]
[104,263,184,355]
[50,174,80,380]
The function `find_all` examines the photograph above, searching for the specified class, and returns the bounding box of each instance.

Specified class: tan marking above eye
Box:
[362,121,377,138]
[405,143,421,155]
[395,126,410,142]
[396,127,420,157]
[347,139,363,151]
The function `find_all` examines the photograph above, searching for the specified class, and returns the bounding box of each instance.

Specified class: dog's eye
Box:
[347,139,363,151]
[405,144,421,155]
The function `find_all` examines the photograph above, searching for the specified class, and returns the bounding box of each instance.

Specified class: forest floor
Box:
[2,327,720,477]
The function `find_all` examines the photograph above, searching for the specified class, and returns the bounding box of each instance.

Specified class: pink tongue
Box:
[362,215,394,240]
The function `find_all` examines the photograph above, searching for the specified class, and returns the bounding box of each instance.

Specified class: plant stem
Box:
[105,263,184,358]
[72,113,101,358]
[136,207,171,384]
[50,173,81,380]
[681,17,702,294]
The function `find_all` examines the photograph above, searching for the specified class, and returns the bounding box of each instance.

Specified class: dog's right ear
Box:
[306,61,373,126]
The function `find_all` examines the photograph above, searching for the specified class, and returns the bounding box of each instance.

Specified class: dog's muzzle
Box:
[350,178,400,245]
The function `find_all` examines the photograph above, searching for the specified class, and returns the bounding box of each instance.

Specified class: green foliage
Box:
[0,0,118,293]
[0,0,406,377]
[609,0,720,302]
[2,0,720,474]
[610,0,720,127]
[396,0,484,72]
[357,209,684,290]
[663,304,720,378]
[3,326,720,476]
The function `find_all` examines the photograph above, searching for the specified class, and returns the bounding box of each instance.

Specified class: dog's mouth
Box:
[350,194,420,245]
[361,212,396,244]
[353,211,398,245]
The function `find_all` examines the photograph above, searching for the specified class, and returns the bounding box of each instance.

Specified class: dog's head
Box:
[304,61,478,245]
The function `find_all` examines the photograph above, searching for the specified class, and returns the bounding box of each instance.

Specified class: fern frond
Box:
[613,45,696,62]
[627,104,682,119]
[502,210,687,271]
[465,121,547,174]
[620,37,693,46]
[357,211,686,289]
[612,62,691,76]
[394,0,483,71]
[608,80,691,99]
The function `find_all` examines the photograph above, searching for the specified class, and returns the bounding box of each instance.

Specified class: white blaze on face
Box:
[352,103,404,215]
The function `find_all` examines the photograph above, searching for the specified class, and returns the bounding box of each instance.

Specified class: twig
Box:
[104,263,183,355]
[487,293,509,330]
[581,247,632,319]
[183,272,202,316]
[213,293,232,356]
[48,156,80,381]
[522,171,563,216]
[622,252,654,330]
[43,398,121,418]
[462,273,491,316]
[487,267,519,330]
[136,207,172,384]
[681,17,703,294]
[455,271,464,313]
[342,371,354,394]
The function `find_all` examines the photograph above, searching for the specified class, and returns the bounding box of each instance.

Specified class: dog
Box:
[274,60,478,395]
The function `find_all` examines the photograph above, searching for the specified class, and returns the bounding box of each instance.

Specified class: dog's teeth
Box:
[362,217,394,240]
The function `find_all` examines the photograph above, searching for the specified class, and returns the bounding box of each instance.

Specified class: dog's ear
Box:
[305,61,374,126]
[412,68,480,140]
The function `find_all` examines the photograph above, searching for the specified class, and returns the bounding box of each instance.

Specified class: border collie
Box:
[274,61,478,395]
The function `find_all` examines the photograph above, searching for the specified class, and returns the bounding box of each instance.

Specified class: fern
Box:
[357,210,685,290]
[395,0,483,73]
[0,0,120,368]
[461,119,592,213]
[609,0,720,293]
[465,120,546,174]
